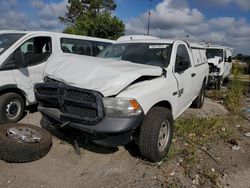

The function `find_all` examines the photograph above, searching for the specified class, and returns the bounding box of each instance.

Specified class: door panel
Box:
[173,44,194,114]
[7,36,52,103]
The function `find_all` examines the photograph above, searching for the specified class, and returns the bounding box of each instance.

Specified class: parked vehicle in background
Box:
[35,38,209,162]
[0,30,113,123]
[206,45,233,89]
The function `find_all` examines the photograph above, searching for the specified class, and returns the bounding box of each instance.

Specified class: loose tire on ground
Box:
[139,107,173,162]
[0,123,52,163]
[191,82,205,109]
[0,93,25,124]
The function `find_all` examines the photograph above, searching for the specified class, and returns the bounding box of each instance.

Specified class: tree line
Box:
[59,0,125,40]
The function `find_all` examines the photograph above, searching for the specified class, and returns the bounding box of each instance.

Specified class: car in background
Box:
[0,30,113,123]
[206,45,233,89]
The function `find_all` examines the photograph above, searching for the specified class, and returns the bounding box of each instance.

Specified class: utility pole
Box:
[147,0,152,36]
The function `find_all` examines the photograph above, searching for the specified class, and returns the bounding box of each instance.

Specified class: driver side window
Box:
[175,44,191,72]
[3,37,52,70]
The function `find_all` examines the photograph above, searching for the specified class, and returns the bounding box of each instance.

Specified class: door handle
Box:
[191,73,196,77]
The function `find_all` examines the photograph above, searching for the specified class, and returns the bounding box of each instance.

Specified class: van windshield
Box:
[98,43,172,67]
[206,49,223,59]
[0,33,25,55]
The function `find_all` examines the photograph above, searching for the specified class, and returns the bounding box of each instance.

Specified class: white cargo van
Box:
[206,45,233,89]
[0,30,113,123]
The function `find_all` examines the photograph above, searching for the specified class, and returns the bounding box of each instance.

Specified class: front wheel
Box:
[0,93,25,124]
[139,107,173,162]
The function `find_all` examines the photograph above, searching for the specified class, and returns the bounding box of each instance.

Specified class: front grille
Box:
[64,106,98,119]
[208,63,220,73]
[64,89,96,103]
[35,82,104,125]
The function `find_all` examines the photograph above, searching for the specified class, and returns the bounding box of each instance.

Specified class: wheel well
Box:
[0,88,26,105]
[153,101,172,111]
[203,77,207,84]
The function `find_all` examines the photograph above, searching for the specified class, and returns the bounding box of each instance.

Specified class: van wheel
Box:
[0,93,25,124]
[191,83,205,109]
[139,107,173,162]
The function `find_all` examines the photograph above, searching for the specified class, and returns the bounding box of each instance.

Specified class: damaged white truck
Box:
[206,45,233,89]
[35,39,209,162]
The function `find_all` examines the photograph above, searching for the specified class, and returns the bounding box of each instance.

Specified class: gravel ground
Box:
[0,98,249,188]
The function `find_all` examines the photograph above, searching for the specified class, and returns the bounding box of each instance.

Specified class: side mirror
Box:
[226,56,232,63]
[176,60,190,72]
[219,57,223,63]
[14,50,26,68]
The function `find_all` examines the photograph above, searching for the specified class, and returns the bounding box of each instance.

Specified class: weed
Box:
[225,63,247,112]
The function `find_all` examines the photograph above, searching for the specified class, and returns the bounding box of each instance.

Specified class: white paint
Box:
[0,30,114,106]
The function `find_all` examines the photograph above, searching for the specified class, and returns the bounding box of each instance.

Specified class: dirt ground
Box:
[0,97,249,188]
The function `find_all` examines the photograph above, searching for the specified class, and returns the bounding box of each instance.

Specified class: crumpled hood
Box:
[207,56,221,66]
[44,54,162,96]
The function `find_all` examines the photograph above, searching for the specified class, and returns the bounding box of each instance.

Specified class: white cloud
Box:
[0,0,67,31]
[29,0,67,30]
[125,0,250,54]
[236,0,250,10]
[201,0,250,10]
[126,0,204,34]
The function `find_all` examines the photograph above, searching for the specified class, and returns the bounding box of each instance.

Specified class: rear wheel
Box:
[0,93,25,124]
[191,82,205,109]
[215,76,223,90]
[139,107,173,162]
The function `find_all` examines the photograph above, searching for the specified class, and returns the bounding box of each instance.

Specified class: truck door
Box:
[3,36,52,103]
[173,44,195,114]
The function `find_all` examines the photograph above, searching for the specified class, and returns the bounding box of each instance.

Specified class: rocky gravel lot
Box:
[0,97,249,188]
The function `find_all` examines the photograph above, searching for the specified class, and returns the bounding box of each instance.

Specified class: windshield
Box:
[206,49,223,59]
[98,43,172,67]
[0,33,25,55]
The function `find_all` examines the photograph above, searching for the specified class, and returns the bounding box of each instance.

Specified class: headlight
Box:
[102,98,142,117]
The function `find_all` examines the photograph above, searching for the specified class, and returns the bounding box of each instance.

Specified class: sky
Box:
[0,0,250,55]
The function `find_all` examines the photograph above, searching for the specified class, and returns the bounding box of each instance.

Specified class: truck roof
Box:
[0,30,114,43]
[114,38,206,49]
[206,44,233,51]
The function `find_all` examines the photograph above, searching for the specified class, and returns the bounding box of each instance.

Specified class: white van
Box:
[206,45,233,89]
[0,30,113,123]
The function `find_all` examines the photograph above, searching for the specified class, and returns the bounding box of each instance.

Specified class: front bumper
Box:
[35,81,144,147]
[38,105,144,147]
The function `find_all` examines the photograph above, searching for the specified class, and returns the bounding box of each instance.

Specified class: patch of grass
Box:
[206,90,225,101]
[225,63,248,112]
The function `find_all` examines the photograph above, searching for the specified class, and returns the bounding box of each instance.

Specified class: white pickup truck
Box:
[206,45,233,89]
[35,39,209,162]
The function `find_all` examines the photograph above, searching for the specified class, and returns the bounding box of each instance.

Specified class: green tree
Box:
[59,0,124,40]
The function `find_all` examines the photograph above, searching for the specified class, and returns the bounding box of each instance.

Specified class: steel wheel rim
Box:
[6,127,42,143]
[158,120,171,152]
[6,99,21,119]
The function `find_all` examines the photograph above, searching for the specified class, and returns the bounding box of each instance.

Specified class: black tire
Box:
[139,107,173,162]
[191,82,205,109]
[223,76,229,85]
[0,93,25,124]
[0,123,52,163]
[215,76,223,90]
